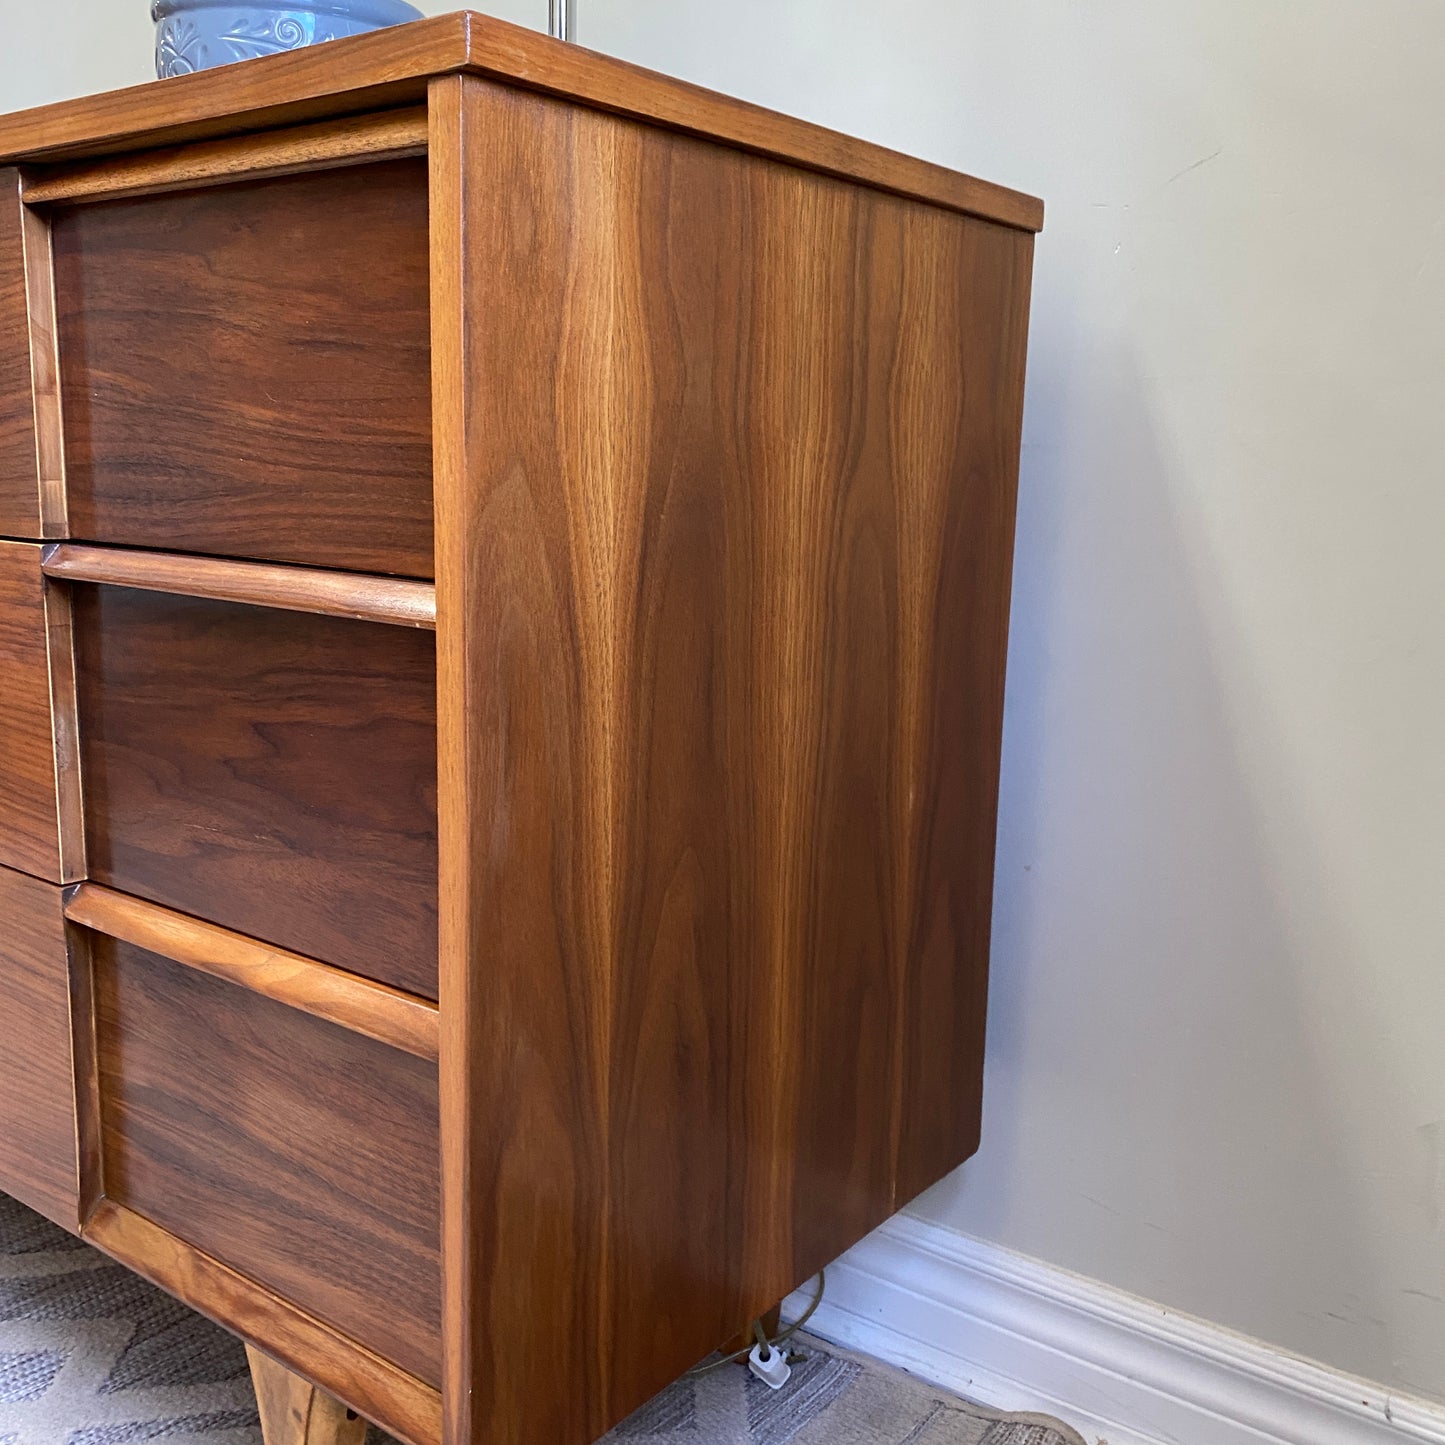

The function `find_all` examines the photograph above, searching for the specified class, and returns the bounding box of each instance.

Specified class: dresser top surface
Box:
[0,10,1042,232]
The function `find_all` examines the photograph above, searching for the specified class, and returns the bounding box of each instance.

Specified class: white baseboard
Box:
[782,1213,1445,1445]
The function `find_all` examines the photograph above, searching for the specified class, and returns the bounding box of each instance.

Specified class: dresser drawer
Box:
[50,157,433,578]
[73,581,438,998]
[89,929,441,1385]
[0,863,79,1230]
[0,539,82,882]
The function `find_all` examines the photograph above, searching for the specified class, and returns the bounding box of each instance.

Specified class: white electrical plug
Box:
[747,1341,792,1390]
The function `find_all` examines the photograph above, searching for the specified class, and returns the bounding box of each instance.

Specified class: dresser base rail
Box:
[83,1200,442,1445]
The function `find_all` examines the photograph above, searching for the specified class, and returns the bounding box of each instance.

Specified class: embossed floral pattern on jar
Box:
[152,0,421,78]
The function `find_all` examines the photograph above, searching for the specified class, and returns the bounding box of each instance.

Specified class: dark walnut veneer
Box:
[92,935,442,1384]
[0,18,1041,1445]
[53,159,434,578]
[434,81,1033,1444]
[74,584,439,999]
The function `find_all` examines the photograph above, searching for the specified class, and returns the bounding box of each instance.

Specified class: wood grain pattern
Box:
[248,1345,368,1445]
[53,159,433,577]
[0,15,1041,232]
[431,75,1033,1445]
[85,1200,442,1445]
[0,539,84,882]
[0,168,65,537]
[66,883,440,1061]
[73,583,438,997]
[92,936,442,1384]
[0,863,78,1229]
[24,107,427,205]
[44,544,437,629]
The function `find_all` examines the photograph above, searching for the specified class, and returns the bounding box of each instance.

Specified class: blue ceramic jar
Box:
[153,0,424,78]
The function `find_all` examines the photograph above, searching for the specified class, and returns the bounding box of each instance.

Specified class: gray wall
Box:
[5,0,1442,1405]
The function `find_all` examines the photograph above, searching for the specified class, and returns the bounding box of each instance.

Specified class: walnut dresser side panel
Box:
[431,72,1036,1445]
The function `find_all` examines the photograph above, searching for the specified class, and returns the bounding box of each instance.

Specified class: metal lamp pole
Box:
[549,0,574,41]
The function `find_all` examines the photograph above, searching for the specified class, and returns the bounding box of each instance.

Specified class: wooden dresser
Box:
[0,14,1041,1445]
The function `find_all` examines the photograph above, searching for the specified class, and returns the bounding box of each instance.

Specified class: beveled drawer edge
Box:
[22,106,428,208]
[43,556,86,882]
[0,538,85,882]
[2,167,66,537]
[67,913,103,1227]
[84,1199,442,1445]
[43,543,437,629]
[67,883,440,1062]
[18,187,66,533]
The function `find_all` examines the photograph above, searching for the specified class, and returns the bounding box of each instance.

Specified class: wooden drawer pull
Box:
[66,882,440,1062]
[42,544,436,629]
[22,108,429,207]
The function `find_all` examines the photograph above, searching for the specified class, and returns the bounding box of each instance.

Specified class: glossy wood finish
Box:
[0,168,64,537]
[0,863,78,1228]
[0,539,84,881]
[24,107,427,205]
[431,75,1033,1445]
[85,1200,441,1445]
[44,544,437,629]
[92,936,442,1384]
[0,15,1042,232]
[248,1346,368,1445]
[0,33,1039,1445]
[53,158,433,577]
[67,883,440,1061]
[73,584,438,997]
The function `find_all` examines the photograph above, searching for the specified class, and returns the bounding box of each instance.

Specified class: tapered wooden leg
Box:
[247,1345,369,1445]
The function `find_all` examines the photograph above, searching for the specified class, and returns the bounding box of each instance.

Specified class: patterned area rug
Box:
[0,1192,1082,1445]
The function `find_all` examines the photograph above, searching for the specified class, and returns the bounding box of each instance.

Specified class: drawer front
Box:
[0,539,82,882]
[0,863,79,1229]
[91,933,441,1385]
[74,584,438,998]
[52,158,433,578]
